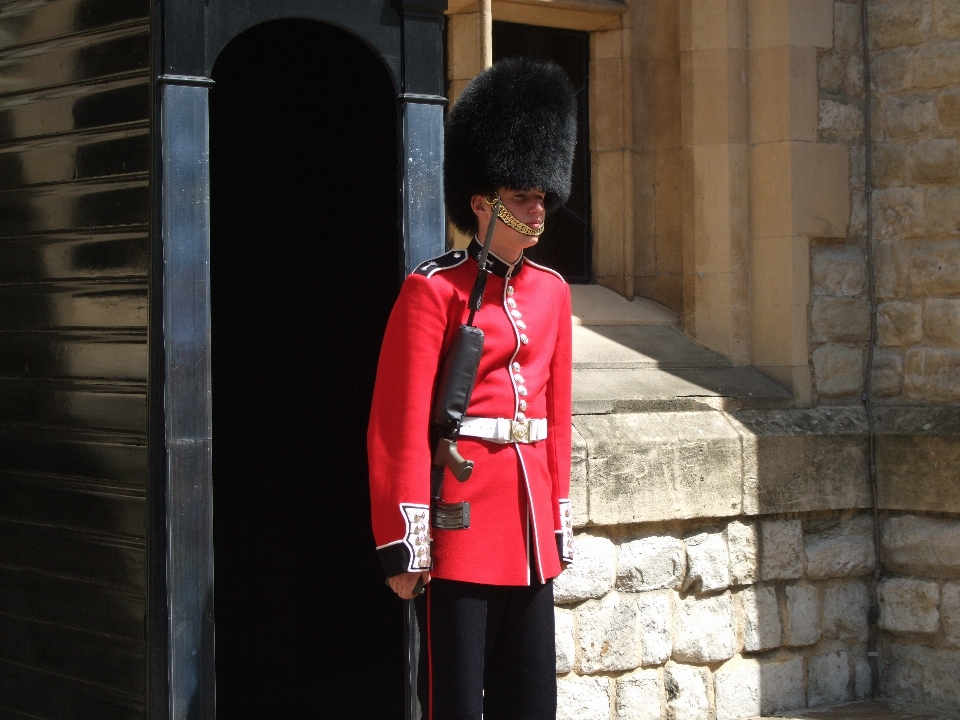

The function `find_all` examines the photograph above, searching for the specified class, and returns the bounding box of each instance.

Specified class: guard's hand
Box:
[388,570,430,600]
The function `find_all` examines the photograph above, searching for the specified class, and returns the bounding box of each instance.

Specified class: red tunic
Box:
[368,241,574,585]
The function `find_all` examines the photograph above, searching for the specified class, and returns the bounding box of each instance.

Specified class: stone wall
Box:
[878,512,960,712]
[554,511,877,720]
[814,0,960,403]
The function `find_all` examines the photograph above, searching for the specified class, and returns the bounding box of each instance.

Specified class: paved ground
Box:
[764,701,960,719]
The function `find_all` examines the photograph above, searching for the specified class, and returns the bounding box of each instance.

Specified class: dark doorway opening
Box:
[492,21,592,284]
[210,19,403,718]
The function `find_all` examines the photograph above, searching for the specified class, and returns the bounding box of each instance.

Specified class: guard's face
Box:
[499,188,546,233]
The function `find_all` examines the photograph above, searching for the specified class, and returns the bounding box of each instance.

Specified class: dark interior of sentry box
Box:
[209,20,403,717]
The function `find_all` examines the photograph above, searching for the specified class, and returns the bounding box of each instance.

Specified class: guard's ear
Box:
[470,194,492,220]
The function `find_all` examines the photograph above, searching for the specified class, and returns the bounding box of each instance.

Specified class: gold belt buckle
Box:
[511,420,529,443]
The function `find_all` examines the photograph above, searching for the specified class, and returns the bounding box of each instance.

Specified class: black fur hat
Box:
[445,57,578,235]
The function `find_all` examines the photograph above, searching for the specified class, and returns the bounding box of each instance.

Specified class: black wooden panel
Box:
[0,129,150,190]
[0,232,148,283]
[0,519,146,590]
[0,430,146,485]
[0,333,147,381]
[0,380,145,432]
[0,614,144,695]
[0,181,149,236]
[0,27,149,95]
[0,80,149,143]
[0,565,144,640]
[0,0,151,714]
[0,473,145,538]
[0,659,144,720]
[0,282,147,330]
[0,0,150,48]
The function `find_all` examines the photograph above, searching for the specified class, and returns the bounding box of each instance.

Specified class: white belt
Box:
[460,416,548,444]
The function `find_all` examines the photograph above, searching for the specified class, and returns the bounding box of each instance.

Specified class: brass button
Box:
[507,298,517,308]
[514,374,525,384]
[518,386,528,396]
[512,362,521,372]
[519,400,527,411]
[516,320,527,330]
[520,334,529,345]
[511,310,522,319]
[506,286,514,296]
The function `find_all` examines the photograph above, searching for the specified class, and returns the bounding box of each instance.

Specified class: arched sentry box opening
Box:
[209,19,402,717]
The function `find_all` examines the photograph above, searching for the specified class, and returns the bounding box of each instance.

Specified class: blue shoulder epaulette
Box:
[413,249,470,278]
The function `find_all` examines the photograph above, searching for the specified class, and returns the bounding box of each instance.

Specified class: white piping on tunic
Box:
[419,251,469,278]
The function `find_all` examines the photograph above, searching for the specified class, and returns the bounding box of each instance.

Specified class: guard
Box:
[368,57,577,720]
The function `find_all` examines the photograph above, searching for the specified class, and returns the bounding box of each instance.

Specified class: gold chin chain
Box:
[485,196,544,236]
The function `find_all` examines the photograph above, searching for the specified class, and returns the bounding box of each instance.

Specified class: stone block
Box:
[904,348,960,402]
[935,0,960,39]
[880,515,960,578]
[785,584,821,646]
[924,299,960,345]
[925,185,960,235]
[910,139,960,184]
[811,297,871,342]
[793,141,850,238]
[939,89,960,132]
[872,349,905,397]
[886,643,960,711]
[747,0,833,48]
[726,520,758,586]
[812,246,865,297]
[813,344,864,397]
[868,1,932,49]
[819,99,863,142]
[872,49,912,93]
[808,650,850,707]
[877,416,960,514]
[572,427,588,528]
[733,408,871,515]
[804,514,876,579]
[834,1,862,50]
[664,662,709,720]
[876,241,909,299]
[683,528,730,593]
[879,578,941,634]
[615,669,663,720]
[873,142,909,187]
[872,187,924,240]
[738,584,782,652]
[576,413,744,525]
[882,94,938,137]
[556,608,576,675]
[746,43,817,143]
[557,675,611,720]
[715,658,761,720]
[943,582,960,648]
[555,535,617,603]
[617,536,686,592]
[912,40,960,90]
[637,591,672,666]
[910,239,960,294]
[822,579,870,641]
[759,656,805,715]
[672,592,737,663]
[760,518,804,580]
[878,301,924,347]
[578,592,642,673]
[818,50,863,95]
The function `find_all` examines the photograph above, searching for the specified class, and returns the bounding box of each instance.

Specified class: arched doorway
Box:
[209,19,403,717]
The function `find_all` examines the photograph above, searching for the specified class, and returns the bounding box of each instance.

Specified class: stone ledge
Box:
[876,407,960,514]
[572,408,871,525]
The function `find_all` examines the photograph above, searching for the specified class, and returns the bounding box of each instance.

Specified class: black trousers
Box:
[414,578,557,720]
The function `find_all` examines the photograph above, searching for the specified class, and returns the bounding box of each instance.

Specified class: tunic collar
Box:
[468,238,524,279]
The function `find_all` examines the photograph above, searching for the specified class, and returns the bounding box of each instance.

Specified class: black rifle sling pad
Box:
[431,325,485,429]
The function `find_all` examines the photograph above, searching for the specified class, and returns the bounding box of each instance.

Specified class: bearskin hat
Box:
[444,57,578,235]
